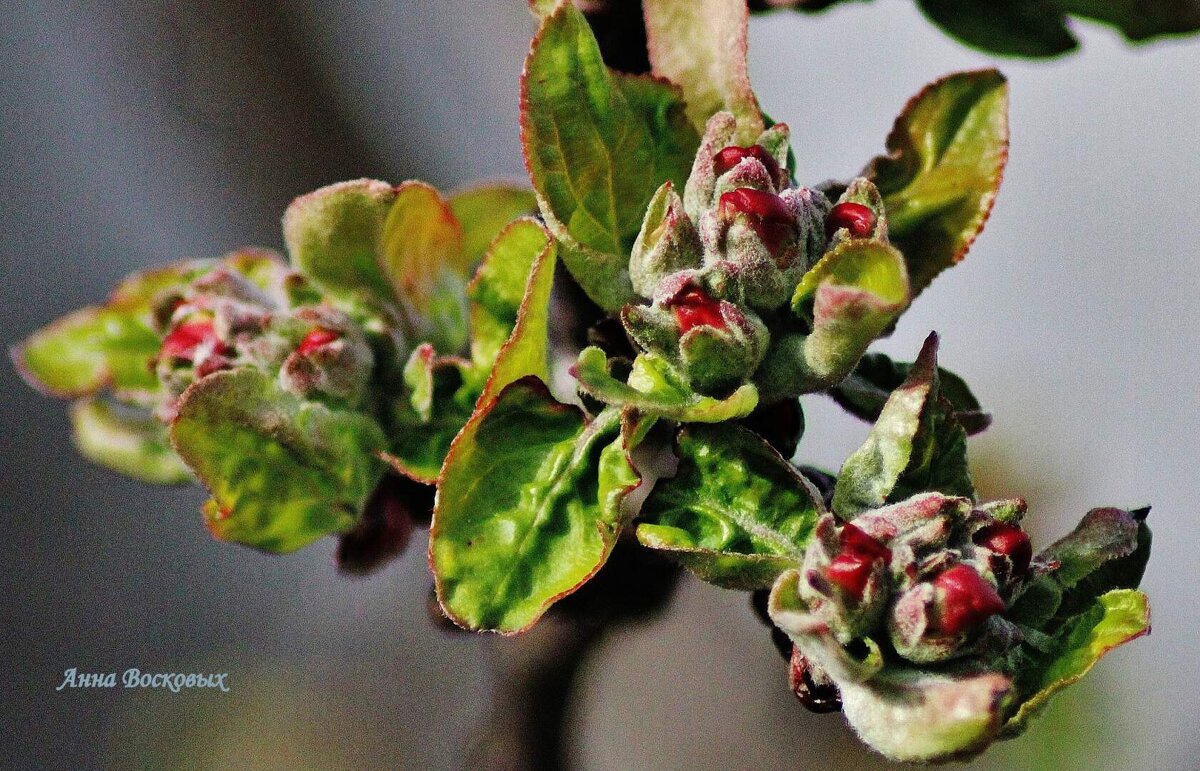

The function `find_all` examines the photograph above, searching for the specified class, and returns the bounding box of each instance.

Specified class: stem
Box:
[464,542,680,769]
[468,616,602,771]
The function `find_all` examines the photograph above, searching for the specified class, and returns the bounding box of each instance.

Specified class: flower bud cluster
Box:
[151,252,381,420]
[796,493,1031,670]
[622,111,882,396]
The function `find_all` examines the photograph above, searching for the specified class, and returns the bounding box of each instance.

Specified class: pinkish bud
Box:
[160,319,227,362]
[973,522,1033,577]
[713,145,783,185]
[718,188,795,255]
[932,564,1005,636]
[297,327,340,355]
[826,523,892,600]
[667,287,726,333]
[825,201,875,239]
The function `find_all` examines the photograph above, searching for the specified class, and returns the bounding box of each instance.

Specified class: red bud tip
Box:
[719,188,795,255]
[825,202,876,239]
[713,145,783,184]
[932,564,1005,636]
[826,523,892,600]
[160,320,224,362]
[973,522,1033,576]
[298,328,340,355]
[668,287,727,333]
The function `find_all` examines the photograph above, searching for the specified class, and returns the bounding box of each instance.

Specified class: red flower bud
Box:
[973,522,1033,577]
[718,188,795,255]
[825,523,892,600]
[667,287,726,333]
[825,202,876,239]
[160,320,226,362]
[713,145,783,184]
[298,327,341,355]
[932,564,1005,636]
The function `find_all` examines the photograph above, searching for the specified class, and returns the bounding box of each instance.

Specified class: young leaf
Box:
[830,350,992,435]
[466,218,557,393]
[832,332,973,517]
[1009,506,1151,628]
[643,0,764,143]
[573,347,759,423]
[379,181,469,354]
[448,184,538,265]
[382,219,558,483]
[521,2,698,311]
[865,70,1008,298]
[70,397,191,484]
[281,179,397,304]
[638,424,822,589]
[755,237,909,400]
[842,666,1014,763]
[430,379,639,633]
[383,347,477,484]
[171,368,387,553]
[14,306,162,399]
[1004,589,1151,734]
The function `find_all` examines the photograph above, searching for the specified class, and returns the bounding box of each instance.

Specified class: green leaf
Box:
[107,259,213,308]
[466,217,557,390]
[14,306,162,398]
[756,1,1200,57]
[916,1,1077,57]
[70,398,191,484]
[916,1,1200,58]
[430,379,639,633]
[449,184,538,265]
[282,179,397,304]
[1038,507,1142,588]
[1061,0,1200,42]
[383,346,477,484]
[832,332,973,517]
[1009,507,1151,628]
[521,2,699,311]
[379,181,469,354]
[382,219,558,483]
[573,347,759,423]
[1004,589,1151,734]
[643,0,764,143]
[638,423,822,589]
[756,237,909,400]
[830,351,992,435]
[866,70,1008,298]
[171,368,387,553]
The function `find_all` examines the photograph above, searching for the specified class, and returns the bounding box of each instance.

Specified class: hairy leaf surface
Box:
[866,70,1008,298]
[172,368,387,553]
[521,3,698,310]
[638,424,822,588]
[431,379,638,633]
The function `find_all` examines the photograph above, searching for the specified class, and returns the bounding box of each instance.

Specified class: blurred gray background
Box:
[2,1,1198,769]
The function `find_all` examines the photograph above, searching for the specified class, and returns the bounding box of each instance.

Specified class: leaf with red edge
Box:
[520,2,698,311]
[643,0,764,143]
[865,69,1009,298]
[430,379,639,633]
